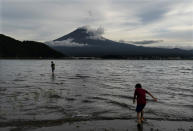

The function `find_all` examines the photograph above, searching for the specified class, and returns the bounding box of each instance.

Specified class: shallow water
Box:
[0,60,193,125]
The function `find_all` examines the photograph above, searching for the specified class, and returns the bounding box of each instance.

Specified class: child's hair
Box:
[135,83,142,88]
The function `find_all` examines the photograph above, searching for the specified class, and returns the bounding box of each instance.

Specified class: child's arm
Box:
[146,91,157,101]
[133,91,136,104]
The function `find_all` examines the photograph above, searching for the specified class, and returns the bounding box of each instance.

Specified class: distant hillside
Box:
[0,34,65,58]
[46,27,193,59]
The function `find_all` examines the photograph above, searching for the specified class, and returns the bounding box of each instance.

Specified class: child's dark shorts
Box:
[136,104,146,112]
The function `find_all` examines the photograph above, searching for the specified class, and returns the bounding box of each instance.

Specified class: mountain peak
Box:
[54,26,104,41]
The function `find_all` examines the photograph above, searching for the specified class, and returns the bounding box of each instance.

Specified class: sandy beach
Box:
[0,119,193,131]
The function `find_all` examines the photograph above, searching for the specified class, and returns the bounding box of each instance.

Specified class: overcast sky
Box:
[1,0,193,47]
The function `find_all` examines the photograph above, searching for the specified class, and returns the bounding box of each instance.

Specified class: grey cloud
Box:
[2,1,45,21]
[136,1,172,24]
[136,0,191,25]
[155,30,193,41]
[144,41,193,50]
[130,40,164,45]
[1,0,192,44]
[110,0,177,24]
[1,0,88,40]
[88,10,93,17]
[79,26,106,40]
[46,38,88,47]
[81,26,105,36]
[89,26,104,36]
[120,40,164,45]
[138,7,168,24]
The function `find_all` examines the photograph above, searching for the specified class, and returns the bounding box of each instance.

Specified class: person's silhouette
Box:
[51,61,55,74]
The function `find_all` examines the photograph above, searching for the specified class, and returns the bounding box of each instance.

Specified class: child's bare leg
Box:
[137,112,141,124]
[141,110,144,121]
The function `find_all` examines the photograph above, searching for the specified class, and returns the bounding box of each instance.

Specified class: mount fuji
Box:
[46,27,193,58]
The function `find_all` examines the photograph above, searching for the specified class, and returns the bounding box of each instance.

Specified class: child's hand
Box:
[154,98,158,101]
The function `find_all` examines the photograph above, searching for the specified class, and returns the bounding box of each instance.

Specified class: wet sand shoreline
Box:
[0,119,193,131]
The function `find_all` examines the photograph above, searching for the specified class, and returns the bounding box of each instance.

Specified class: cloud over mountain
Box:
[82,26,104,36]
[46,38,88,47]
[79,26,105,40]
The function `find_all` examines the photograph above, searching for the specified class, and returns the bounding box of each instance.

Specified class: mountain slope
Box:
[0,34,65,58]
[48,27,193,58]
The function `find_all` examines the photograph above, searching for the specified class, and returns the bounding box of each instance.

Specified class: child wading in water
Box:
[51,61,55,74]
[133,83,157,125]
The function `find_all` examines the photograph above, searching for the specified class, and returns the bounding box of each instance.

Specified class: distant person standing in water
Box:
[51,61,55,74]
[133,83,157,125]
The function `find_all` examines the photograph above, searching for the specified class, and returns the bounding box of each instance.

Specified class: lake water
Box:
[0,60,193,126]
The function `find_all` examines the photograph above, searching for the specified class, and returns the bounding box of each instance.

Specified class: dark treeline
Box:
[0,34,65,58]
